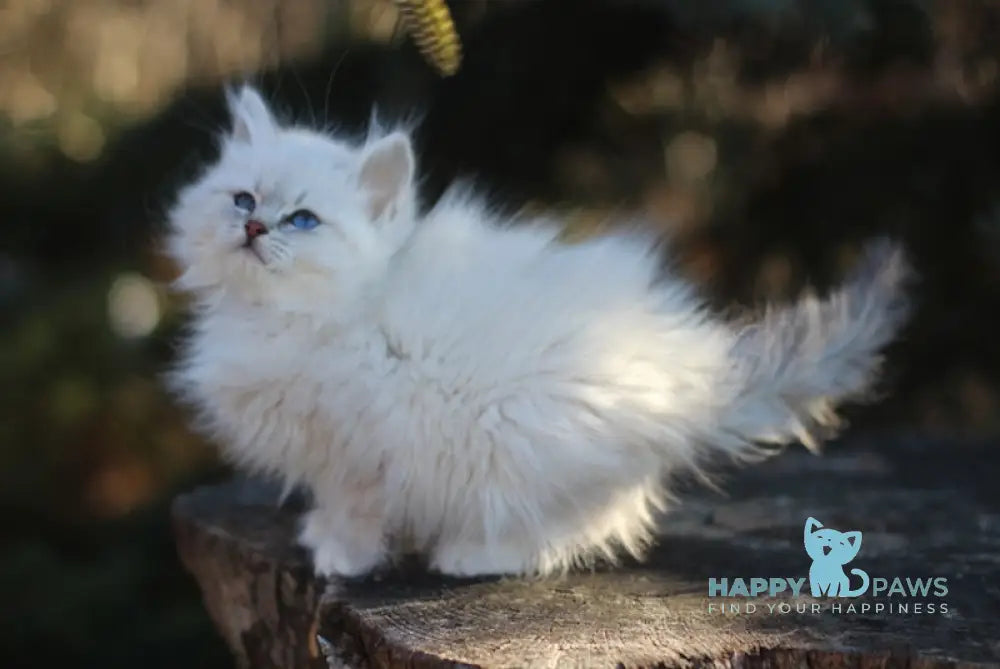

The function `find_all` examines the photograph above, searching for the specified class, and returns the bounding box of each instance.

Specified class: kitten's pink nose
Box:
[245,220,268,239]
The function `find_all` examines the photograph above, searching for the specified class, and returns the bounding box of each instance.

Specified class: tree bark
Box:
[173,431,1000,668]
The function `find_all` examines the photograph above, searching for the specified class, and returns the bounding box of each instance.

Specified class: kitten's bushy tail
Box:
[717,239,912,455]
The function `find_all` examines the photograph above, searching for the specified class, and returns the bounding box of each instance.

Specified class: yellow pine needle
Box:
[393,0,463,77]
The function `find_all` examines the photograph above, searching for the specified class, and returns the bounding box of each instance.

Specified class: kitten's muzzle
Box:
[245,220,268,240]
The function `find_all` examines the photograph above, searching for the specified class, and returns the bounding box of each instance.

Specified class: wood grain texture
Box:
[172,480,330,669]
[173,431,1000,668]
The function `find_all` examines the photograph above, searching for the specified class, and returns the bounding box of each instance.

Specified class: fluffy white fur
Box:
[166,87,911,578]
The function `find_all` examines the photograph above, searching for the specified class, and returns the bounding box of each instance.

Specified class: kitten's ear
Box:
[227,86,276,143]
[842,531,862,558]
[358,132,415,223]
[804,517,822,546]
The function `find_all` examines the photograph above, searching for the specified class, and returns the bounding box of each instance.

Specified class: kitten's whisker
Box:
[324,49,349,128]
[287,63,315,128]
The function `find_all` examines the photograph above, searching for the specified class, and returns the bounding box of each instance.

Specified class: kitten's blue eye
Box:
[233,191,256,213]
[286,209,321,230]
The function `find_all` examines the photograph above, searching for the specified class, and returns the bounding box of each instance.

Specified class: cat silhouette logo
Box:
[804,517,871,597]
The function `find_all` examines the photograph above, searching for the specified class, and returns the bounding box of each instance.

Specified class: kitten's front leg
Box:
[298,492,387,578]
[430,539,537,577]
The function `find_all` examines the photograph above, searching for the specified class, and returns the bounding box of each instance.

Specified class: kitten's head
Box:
[804,517,862,565]
[167,86,417,311]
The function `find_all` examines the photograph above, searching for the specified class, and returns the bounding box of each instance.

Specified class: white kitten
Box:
[166,87,910,578]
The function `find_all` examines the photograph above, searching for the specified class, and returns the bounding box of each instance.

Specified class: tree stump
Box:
[172,431,1000,668]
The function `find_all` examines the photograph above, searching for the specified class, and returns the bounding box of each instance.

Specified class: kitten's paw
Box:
[430,541,533,577]
[309,536,384,578]
[299,510,385,578]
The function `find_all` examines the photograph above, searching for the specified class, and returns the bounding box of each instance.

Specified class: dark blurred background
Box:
[2,0,1000,667]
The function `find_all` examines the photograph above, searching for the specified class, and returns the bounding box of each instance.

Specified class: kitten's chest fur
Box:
[180,299,492,480]
[179,307,387,473]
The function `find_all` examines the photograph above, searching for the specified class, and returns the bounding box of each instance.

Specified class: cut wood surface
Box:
[172,431,1000,668]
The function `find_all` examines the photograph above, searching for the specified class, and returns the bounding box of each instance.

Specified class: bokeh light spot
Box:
[57,112,105,162]
[665,131,718,183]
[107,272,160,338]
